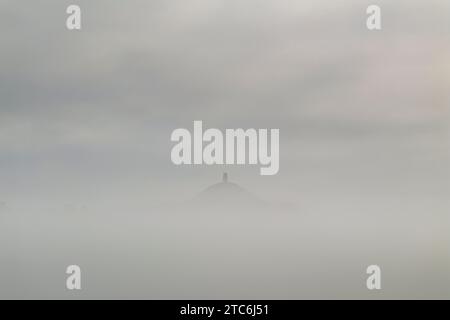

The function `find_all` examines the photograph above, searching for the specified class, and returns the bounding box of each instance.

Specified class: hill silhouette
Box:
[189,173,266,211]
[155,173,296,216]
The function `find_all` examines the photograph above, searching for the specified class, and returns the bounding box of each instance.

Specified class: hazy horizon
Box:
[1,0,449,299]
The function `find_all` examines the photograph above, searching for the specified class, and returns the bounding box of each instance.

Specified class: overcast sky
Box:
[1,0,450,300]
[0,0,449,208]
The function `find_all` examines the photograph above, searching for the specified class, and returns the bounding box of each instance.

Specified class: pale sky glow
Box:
[1,1,449,204]
[0,0,449,299]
